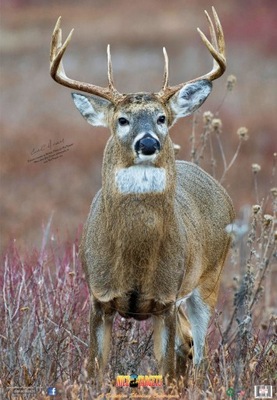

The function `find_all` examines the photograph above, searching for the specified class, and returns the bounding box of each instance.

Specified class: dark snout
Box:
[135,133,160,156]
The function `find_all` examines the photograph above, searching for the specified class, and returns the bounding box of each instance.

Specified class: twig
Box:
[46,316,88,347]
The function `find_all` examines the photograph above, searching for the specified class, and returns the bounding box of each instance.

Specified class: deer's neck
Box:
[101,138,177,249]
[103,190,175,265]
[102,164,176,245]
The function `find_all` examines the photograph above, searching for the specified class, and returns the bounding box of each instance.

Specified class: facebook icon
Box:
[47,387,57,396]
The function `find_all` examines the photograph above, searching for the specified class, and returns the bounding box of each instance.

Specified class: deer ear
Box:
[169,79,212,122]
[71,93,112,127]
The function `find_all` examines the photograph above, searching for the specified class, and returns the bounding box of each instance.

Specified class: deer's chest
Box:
[115,166,166,194]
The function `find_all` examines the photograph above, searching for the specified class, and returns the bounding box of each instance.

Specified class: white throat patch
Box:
[115,166,166,194]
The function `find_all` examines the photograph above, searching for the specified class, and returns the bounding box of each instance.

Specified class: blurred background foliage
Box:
[0,0,276,251]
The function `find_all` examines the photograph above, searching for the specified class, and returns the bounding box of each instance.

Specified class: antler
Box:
[157,7,226,102]
[50,17,124,103]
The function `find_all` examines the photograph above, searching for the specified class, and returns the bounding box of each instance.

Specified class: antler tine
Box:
[162,47,169,91]
[212,7,225,57]
[50,16,62,64]
[157,7,226,102]
[50,17,74,80]
[107,44,113,89]
[204,9,218,51]
[107,44,120,97]
[50,18,123,103]
[197,6,226,80]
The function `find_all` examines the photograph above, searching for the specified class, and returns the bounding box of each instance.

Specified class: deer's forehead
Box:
[115,94,166,117]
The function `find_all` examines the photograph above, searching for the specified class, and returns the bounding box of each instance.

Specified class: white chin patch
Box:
[115,166,166,194]
[135,153,158,164]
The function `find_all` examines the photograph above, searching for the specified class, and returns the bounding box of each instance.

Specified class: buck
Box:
[50,7,234,384]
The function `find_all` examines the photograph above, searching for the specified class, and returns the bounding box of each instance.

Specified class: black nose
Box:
[135,134,160,156]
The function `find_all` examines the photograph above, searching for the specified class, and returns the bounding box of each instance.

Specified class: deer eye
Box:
[157,115,166,125]
[118,117,129,126]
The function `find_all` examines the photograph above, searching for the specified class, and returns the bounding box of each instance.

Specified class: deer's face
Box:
[72,79,211,167]
[111,94,172,165]
[72,92,173,166]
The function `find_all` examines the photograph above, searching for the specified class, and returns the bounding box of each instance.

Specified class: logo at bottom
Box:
[47,387,57,396]
[116,374,163,387]
[254,385,273,399]
[226,387,234,397]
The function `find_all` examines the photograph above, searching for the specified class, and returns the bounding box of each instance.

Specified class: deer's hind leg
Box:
[185,288,210,366]
[186,262,225,367]
[175,305,194,378]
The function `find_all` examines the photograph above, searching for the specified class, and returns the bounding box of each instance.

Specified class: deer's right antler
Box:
[50,17,124,104]
[157,7,226,102]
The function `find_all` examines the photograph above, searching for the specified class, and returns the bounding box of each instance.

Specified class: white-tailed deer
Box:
[50,8,234,384]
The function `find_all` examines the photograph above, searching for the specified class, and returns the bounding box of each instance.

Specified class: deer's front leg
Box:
[153,306,176,380]
[88,298,114,385]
